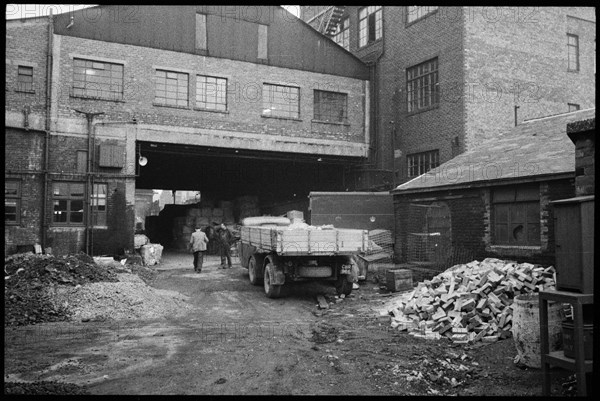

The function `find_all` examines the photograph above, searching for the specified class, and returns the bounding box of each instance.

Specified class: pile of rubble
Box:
[383,258,556,344]
[5,252,186,326]
[4,253,120,326]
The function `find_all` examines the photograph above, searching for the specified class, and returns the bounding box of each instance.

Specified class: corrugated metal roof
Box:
[393,108,596,194]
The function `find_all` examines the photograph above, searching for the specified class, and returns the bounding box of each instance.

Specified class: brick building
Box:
[390,108,595,271]
[301,6,596,186]
[5,6,371,256]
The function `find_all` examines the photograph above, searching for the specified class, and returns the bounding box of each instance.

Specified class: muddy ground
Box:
[4,251,575,395]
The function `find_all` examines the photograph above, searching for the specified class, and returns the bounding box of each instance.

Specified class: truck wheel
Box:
[264,263,282,298]
[335,275,353,296]
[248,255,262,286]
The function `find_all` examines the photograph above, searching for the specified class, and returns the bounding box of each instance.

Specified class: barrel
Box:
[511,293,562,368]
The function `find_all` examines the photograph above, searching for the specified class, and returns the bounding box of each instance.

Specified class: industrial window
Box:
[72,58,123,101]
[5,181,21,225]
[91,183,107,227]
[196,13,207,51]
[333,18,350,51]
[262,83,300,119]
[358,6,382,47]
[568,103,581,112]
[492,185,540,246]
[407,150,439,178]
[17,65,34,92]
[407,58,439,113]
[406,6,438,24]
[567,34,579,72]
[196,75,227,111]
[154,70,189,108]
[314,90,347,123]
[52,182,85,225]
[258,24,268,59]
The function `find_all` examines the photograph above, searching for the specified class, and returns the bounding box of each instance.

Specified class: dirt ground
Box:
[4,251,575,395]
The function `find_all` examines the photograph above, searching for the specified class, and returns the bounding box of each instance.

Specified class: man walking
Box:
[189,224,209,273]
[216,223,233,269]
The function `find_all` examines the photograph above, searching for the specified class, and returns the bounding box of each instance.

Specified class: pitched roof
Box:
[393,108,596,194]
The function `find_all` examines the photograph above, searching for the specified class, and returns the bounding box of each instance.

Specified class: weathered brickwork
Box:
[463,7,596,151]
[5,18,49,116]
[52,34,367,145]
[301,6,595,186]
[394,177,575,266]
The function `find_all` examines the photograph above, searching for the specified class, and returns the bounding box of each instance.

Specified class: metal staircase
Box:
[317,6,346,37]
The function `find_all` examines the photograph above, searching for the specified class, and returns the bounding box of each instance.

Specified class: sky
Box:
[6,4,300,19]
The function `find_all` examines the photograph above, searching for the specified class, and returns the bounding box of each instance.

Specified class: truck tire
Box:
[335,275,353,296]
[264,263,282,298]
[248,255,263,286]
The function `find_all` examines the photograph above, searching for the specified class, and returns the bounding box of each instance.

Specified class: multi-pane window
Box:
[154,70,189,107]
[91,183,107,226]
[567,34,579,72]
[407,58,439,113]
[196,75,227,111]
[262,83,300,119]
[492,185,540,246]
[568,103,581,112]
[52,182,85,225]
[17,66,34,92]
[407,6,438,23]
[359,6,382,47]
[314,90,347,123]
[407,150,439,178]
[72,58,123,100]
[5,181,21,225]
[333,18,350,51]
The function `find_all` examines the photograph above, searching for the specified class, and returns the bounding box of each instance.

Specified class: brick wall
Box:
[4,128,45,255]
[394,177,575,269]
[52,34,367,147]
[5,18,49,117]
[464,7,596,150]
[574,135,595,196]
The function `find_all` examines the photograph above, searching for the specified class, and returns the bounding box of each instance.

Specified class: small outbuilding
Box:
[391,108,595,272]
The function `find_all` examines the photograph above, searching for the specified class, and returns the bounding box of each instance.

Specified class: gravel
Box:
[4,381,91,395]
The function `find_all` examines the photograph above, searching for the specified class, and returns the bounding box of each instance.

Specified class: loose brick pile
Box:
[385,258,556,344]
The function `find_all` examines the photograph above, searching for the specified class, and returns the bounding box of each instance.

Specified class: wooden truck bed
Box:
[240,226,367,256]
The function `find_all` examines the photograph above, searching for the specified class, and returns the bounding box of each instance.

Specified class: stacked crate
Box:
[237,195,260,220]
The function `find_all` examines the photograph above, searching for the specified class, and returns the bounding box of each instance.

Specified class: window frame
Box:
[72,58,124,101]
[407,150,440,178]
[568,103,581,112]
[567,34,580,72]
[17,65,34,93]
[406,6,439,25]
[333,17,350,51]
[5,180,21,225]
[358,6,382,48]
[406,57,439,114]
[52,182,85,226]
[91,183,108,227]
[313,89,348,124]
[154,69,189,108]
[196,75,228,112]
[491,185,541,246]
[262,83,301,120]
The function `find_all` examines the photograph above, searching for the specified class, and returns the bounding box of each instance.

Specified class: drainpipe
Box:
[514,105,520,127]
[74,110,104,255]
[42,10,54,251]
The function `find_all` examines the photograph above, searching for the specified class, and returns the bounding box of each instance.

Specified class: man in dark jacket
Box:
[216,223,233,269]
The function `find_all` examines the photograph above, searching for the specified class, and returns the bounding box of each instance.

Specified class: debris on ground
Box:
[5,252,177,326]
[4,381,91,395]
[381,258,556,344]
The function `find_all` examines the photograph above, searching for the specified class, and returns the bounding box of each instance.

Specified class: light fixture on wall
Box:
[138,146,148,166]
